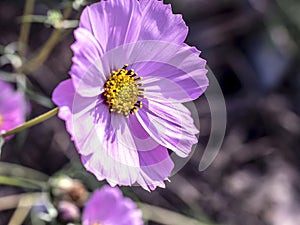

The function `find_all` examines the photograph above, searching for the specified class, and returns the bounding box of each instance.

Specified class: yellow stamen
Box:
[0,114,3,126]
[103,65,144,116]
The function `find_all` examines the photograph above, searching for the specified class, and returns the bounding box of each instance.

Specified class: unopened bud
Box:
[50,176,88,207]
[57,201,80,223]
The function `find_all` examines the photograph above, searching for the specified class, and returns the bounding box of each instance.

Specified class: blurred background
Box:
[0,0,300,224]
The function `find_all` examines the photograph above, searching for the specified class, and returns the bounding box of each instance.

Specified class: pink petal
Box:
[136,99,199,157]
[138,0,188,43]
[74,102,141,186]
[182,43,201,55]
[0,104,25,135]
[128,115,174,191]
[137,43,207,102]
[70,28,106,97]
[52,79,76,139]
[97,41,207,103]
[83,186,143,225]
[79,0,142,52]
[0,80,26,135]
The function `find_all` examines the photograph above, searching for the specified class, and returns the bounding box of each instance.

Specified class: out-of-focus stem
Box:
[0,193,46,211]
[0,162,49,181]
[8,194,37,225]
[1,107,58,138]
[20,2,73,74]
[18,0,36,58]
[21,29,62,73]
[138,203,213,225]
[0,175,45,190]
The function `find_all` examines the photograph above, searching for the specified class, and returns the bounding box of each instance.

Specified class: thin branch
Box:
[138,203,214,225]
[1,107,58,138]
[18,0,36,58]
[0,193,45,212]
[0,162,48,181]
[8,194,44,225]
[20,2,73,74]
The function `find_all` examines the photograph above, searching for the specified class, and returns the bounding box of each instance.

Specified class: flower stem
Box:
[138,203,214,225]
[0,175,45,190]
[1,107,58,138]
[20,2,73,74]
[18,0,36,58]
[0,193,45,211]
[0,162,49,181]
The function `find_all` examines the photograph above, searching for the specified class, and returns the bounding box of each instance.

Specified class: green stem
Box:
[0,193,46,211]
[1,107,58,138]
[21,29,62,74]
[0,175,45,190]
[20,15,47,24]
[21,2,73,74]
[8,195,34,225]
[18,0,36,58]
[0,162,48,181]
[138,203,214,225]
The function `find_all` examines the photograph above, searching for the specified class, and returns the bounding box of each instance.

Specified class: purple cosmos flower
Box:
[82,185,143,225]
[52,0,208,191]
[0,80,26,138]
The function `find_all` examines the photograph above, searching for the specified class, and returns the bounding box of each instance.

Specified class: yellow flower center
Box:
[93,223,102,225]
[0,114,3,126]
[103,64,144,116]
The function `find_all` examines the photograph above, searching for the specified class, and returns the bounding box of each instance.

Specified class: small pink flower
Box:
[82,185,143,225]
[0,80,26,138]
[52,0,208,191]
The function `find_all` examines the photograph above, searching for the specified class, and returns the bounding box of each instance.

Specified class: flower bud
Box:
[57,201,80,223]
[50,176,88,207]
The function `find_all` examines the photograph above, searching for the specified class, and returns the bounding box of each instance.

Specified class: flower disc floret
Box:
[103,65,143,116]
